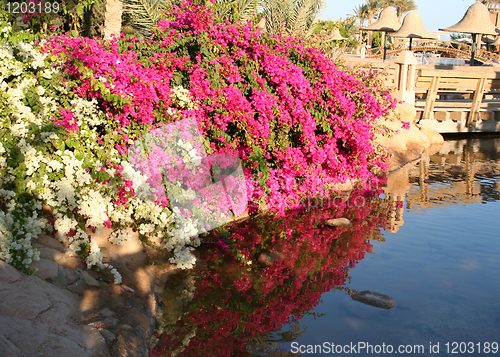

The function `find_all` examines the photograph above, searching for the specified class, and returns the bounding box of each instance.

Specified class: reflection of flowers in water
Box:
[151,183,390,357]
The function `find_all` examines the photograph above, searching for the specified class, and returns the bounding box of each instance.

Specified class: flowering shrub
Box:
[0,23,195,278]
[150,186,389,356]
[41,0,395,214]
[0,0,395,280]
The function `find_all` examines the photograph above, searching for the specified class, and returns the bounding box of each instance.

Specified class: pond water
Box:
[151,138,500,357]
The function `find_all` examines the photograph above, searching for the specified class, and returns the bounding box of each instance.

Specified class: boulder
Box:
[31,259,59,281]
[375,103,431,171]
[419,126,444,148]
[351,290,396,309]
[0,261,22,284]
[325,218,351,227]
[0,333,21,356]
[0,226,163,357]
[376,103,444,172]
[376,119,430,171]
[54,255,84,270]
[80,270,100,287]
[390,102,418,125]
[33,234,67,252]
[419,125,444,155]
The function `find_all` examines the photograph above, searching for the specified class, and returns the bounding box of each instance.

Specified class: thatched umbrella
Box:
[482,35,500,52]
[440,2,498,65]
[362,7,401,61]
[482,36,500,45]
[329,27,348,41]
[322,27,348,42]
[391,12,433,51]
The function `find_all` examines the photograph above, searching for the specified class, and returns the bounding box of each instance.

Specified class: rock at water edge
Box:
[351,290,396,309]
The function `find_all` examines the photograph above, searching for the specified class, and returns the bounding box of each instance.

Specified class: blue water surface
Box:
[277,138,500,357]
[155,138,500,357]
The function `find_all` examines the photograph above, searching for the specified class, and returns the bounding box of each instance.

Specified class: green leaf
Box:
[82,159,91,169]
[54,141,65,151]
[75,151,84,161]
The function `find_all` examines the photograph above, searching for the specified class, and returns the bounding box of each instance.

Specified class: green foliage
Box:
[450,33,471,41]
[210,0,260,23]
[1,0,105,37]
[122,0,168,36]
[382,0,417,19]
[372,31,381,48]
[0,1,9,22]
[261,0,326,38]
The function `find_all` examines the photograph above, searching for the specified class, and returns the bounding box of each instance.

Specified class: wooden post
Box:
[423,75,440,120]
[467,77,486,126]
[471,33,477,66]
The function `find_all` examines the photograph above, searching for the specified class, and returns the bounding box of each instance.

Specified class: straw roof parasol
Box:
[482,36,500,45]
[362,7,401,32]
[328,27,348,41]
[392,12,433,39]
[439,2,498,36]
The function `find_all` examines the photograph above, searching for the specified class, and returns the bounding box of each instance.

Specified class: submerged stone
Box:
[351,290,396,309]
[258,251,283,266]
[325,218,351,227]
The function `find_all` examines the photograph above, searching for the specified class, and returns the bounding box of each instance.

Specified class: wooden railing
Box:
[368,39,499,63]
[414,69,500,130]
[344,53,500,132]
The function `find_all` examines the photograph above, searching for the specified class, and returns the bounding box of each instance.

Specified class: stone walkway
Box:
[0,231,174,357]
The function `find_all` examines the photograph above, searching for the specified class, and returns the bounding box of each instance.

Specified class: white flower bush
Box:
[0,23,204,280]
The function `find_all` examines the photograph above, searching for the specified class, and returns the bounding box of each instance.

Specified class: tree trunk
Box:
[104,0,123,40]
[368,15,374,48]
[359,18,364,53]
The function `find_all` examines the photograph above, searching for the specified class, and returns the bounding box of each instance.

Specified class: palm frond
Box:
[261,0,289,35]
[260,0,323,38]
[212,0,259,22]
[123,0,167,36]
[293,0,325,38]
[290,0,312,32]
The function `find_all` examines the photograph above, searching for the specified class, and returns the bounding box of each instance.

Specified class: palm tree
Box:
[121,0,168,36]
[351,4,369,51]
[364,0,384,47]
[352,4,367,29]
[384,0,417,21]
[341,15,359,39]
[365,0,384,26]
[119,0,325,39]
[210,0,260,23]
[260,0,327,38]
